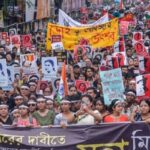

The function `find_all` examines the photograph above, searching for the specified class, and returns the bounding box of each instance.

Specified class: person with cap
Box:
[73,64,80,80]
[16,102,38,127]
[29,75,39,82]
[28,99,37,115]
[32,97,55,126]
[0,104,12,125]
[54,98,75,126]
[69,94,81,113]
[103,99,129,123]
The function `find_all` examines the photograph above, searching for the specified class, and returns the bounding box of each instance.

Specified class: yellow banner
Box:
[46,18,119,50]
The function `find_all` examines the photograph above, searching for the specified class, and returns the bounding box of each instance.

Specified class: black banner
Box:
[53,51,67,63]
[0,123,149,150]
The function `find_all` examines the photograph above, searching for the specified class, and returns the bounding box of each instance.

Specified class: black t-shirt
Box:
[0,116,12,125]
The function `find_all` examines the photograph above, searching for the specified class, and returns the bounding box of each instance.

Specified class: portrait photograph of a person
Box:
[42,57,57,76]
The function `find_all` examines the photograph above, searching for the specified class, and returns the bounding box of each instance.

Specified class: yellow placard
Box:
[46,18,119,50]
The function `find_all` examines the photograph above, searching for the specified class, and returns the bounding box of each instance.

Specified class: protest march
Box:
[0,0,150,149]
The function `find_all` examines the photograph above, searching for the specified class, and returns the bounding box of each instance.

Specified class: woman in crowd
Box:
[43,86,54,99]
[11,108,20,124]
[130,99,150,123]
[75,94,101,125]
[14,95,24,108]
[103,99,129,123]
[68,85,78,96]
[32,97,55,126]
[95,97,109,120]
[0,104,12,125]
[85,67,95,83]
[20,85,30,101]
[16,103,38,127]
[6,52,14,66]
[79,73,86,81]
[54,98,75,126]
[28,99,37,115]
[45,97,54,111]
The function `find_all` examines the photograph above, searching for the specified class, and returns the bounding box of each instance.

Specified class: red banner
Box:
[136,74,150,97]
[75,80,91,93]
[120,21,129,35]
[22,34,32,48]
[11,35,20,45]
[134,42,148,56]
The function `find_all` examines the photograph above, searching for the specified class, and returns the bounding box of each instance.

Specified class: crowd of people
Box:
[0,0,150,128]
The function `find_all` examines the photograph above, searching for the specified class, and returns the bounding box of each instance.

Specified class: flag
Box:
[120,0,124,10]
[57,62,68,102]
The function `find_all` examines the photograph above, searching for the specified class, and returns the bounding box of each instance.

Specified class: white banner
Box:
[0,59,8,87]
[58,9,109,27]
[20,53,37,75]
[2,66,15,91]
[136,75,145,96]
[42,57,58,81]
[26,0,36,22]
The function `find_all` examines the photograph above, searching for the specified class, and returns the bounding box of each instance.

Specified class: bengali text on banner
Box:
[46,18,119,50]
